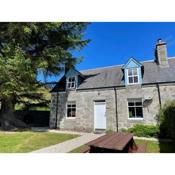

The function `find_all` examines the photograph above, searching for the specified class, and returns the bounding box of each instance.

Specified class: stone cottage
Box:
[50,39,175,132]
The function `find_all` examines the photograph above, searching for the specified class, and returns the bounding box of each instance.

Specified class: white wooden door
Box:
[94,101,106,130]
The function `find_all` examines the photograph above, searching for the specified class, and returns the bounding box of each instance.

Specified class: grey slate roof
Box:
[141,58,175,84]
[51,58,175,92]
[78,65,124,89]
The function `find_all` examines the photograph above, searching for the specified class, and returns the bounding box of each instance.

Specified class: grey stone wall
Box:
[117,85,160,129]
[50,89,117,132]
[50,83,175,132]
[117,83,175,130]
[159,84,175,104]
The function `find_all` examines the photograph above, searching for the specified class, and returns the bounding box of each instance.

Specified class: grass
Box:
[135,139,175,153]
[0,131,78,153]
[70,139,175,153]
[70,145,86,153]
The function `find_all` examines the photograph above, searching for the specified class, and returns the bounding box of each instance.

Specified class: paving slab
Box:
[32,132,104,153]
[31,127,90,135]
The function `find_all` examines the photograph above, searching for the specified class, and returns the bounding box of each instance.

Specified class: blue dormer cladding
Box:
[122,58,143,86]
[65,68,80,77]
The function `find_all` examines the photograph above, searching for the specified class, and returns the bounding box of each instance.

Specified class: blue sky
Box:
[40,22,175,82]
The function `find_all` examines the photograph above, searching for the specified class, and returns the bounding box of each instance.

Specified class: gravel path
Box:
[32,132,104,153]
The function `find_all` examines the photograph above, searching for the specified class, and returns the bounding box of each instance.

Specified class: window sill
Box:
[66,89,76,91]
[127,83,140,85]
[128,118,143,120]
[66,117,76,120]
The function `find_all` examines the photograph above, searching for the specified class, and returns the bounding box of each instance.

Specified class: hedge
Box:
[158,100,175,140]
[122,124,159,138]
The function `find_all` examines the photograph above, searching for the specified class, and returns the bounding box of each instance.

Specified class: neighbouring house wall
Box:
[159,84,175,105]
[50,83,175,132]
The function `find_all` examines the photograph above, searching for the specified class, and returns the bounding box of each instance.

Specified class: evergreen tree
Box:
[0,22,89,130]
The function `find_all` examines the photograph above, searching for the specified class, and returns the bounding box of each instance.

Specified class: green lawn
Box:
[135,139,175,153]
[0,131,78,153]
[70,139,175,153]
[70,145,87,153]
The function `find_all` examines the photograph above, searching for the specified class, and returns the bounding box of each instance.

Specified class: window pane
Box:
[128,102,134,106]
[129,107,135,118]
[68,77,72,81]
[67,102,76,117]
[133,68,138,75]
[67,108,72,117]
[67,77,75,89]
[135,101,142,106]
[129,77,133,83]
[133,76,138,83]
[128,69,132,76]
[71,82,75,88]
[136,107,143,118]
[71,108,76,117]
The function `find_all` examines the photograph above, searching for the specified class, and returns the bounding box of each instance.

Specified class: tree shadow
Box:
[158,140,175,153]
[78,73,101,86]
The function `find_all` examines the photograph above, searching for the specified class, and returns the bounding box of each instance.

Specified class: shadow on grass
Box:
[0,127,49,133]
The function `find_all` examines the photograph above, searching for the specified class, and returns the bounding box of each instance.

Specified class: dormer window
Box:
[67,76,76,89]
[127,68,139,84]
[122,58,143,86]
[65,67,84,90]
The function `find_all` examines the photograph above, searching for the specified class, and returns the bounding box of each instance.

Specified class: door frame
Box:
[93,100,106,131]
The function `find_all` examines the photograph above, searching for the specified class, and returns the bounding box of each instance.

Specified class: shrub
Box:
[106,129,114,133]
[122,124,159,138]
[158,100,175,140]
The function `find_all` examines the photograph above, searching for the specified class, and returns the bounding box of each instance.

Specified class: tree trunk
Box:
[0,98,27,130]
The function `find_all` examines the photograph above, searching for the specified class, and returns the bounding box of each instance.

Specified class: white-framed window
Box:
[67,76,76,89]
[128,99,143,119]
[66,101,76,118]
[127,68,139,84]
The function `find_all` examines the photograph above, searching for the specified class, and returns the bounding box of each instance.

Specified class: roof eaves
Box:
[122,57,143,69]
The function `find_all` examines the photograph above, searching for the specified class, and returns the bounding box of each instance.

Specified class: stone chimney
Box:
[155,39,169,67]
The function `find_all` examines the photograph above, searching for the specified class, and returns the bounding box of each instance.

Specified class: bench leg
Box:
[128,139,138,153]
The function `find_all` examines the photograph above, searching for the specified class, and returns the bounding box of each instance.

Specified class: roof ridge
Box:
[141,59,154,63]
[80,59,155,72]
[80,64,123,72]
[168,57,175,60]
[80,57,175,73]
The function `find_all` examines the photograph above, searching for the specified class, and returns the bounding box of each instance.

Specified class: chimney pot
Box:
[157,38,162,44]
